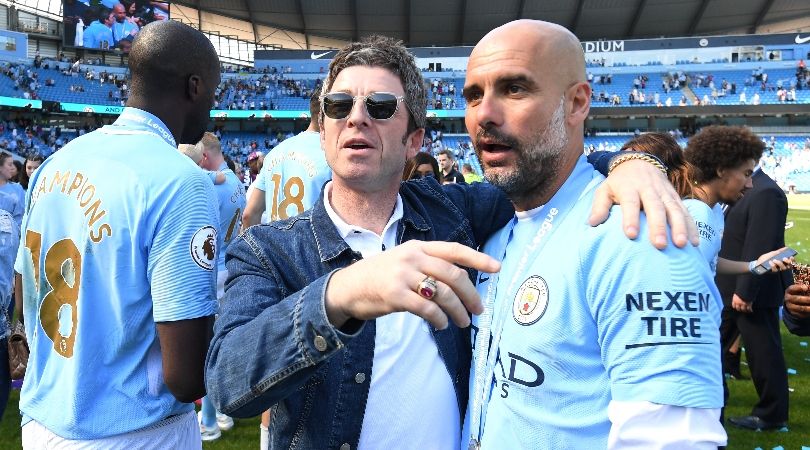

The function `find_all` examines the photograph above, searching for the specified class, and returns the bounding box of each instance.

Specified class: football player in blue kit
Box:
[14,21,221,448]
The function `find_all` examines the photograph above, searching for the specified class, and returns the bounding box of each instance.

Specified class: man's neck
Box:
[205,155,225,171]
[328,180,400,236]
[692,183,718,208]
[512,149,581,212]
[126,97,182,145]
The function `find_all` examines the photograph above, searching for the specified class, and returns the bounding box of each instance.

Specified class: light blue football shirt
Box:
[14,107,219,439]
[0,181,25,227]
[82,20,114,50]
[465,156,723,449]
[111,20,138,44]
[684,199,724,275]
[212,162,246,273]
[258,131,331,220]
[0,208,19,338]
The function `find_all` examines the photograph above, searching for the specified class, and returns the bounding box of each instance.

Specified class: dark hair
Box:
[309,86,321,131]
[20,154,45,190]
[120,0,136,15]
[621,132,693,198]
[11,160,22,183]
[323,35,426,134]
[97,7,111,22]
[224,154,235,172]
[403,152,442,182]
[436,149,454,160]
[684,126,764,183]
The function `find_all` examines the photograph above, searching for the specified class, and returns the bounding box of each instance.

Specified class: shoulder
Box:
[684,198,712,219]
[238,210,315,255]
[9,182,24,194]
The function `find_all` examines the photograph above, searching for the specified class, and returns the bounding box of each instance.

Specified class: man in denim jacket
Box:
[206,36,695,450]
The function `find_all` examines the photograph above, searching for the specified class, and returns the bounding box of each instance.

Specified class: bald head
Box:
[464,19,592,209]
[128,21,221,144]
[113,3,126,21]
[129,21,219,100]
[473,20,586,85]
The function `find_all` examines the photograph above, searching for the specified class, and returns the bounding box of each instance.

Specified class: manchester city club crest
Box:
[513,276,549,325]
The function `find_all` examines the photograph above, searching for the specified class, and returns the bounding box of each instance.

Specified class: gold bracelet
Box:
[607,153,668,176]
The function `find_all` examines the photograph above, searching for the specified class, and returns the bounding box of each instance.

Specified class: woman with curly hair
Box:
[620,130,790,276]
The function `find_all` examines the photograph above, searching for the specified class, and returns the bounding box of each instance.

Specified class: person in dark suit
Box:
[716,144,793,431]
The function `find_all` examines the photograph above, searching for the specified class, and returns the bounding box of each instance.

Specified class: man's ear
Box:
[566,82,591,127]
[187,74,202,101]
[405,128,426,160]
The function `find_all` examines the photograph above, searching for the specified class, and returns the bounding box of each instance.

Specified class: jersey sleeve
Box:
[205,170,219,184]
[683,200,716,268]
[253,168,267,192]
[147,171,220,323]
[584,212,723,409]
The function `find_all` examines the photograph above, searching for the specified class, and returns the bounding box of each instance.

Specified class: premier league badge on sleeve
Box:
[190,226,217,271]
[513,276,549,326]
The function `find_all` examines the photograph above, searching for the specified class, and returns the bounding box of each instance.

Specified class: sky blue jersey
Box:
[258,131,331,220]
[82,21,113,50]
[14,107,219,439]
[0,181,25,227]
[212,163,246,273]
[684,199,724,275]
[465,156,723,449]
[111,19,138,44]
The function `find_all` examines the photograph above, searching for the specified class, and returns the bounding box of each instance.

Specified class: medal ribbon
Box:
[104,107,177,148]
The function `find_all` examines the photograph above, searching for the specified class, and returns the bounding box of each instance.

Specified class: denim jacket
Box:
[206,177,513,450]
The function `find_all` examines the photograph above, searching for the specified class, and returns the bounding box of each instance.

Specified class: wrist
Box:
[324,269,353,328]
[607,152,668,176]
[748,260,758,274]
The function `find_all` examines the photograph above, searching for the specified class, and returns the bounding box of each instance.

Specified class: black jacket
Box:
[715,170,793,308]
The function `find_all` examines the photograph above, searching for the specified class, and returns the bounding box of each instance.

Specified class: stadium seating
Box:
[2,58,809,111]
[690,69,810,105]
[1,56,809,190]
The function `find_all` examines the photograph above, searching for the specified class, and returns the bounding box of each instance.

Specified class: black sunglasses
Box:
[321,92,406,120]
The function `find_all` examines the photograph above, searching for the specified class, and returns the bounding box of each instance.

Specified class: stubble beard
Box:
[477,97,569,206]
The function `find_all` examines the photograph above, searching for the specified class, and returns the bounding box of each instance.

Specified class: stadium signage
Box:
[581,40,625,53]
[258,33,808,62]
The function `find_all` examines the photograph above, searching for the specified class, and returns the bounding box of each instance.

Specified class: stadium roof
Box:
[174,0,810,49]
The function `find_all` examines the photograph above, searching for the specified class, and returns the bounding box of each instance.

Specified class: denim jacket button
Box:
[313,335,328,352]
[354,372,366,384]
[340,444,351,450]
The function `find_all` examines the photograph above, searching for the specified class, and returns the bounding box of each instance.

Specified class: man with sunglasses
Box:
[207,36,694,449]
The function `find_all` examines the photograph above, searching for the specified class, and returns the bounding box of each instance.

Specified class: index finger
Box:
[420,241,501,274]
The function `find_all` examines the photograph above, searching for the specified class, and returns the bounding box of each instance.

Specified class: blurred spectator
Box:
[403,152,442,182]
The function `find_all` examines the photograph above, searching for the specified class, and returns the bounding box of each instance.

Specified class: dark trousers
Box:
[720,305,789,422]
[0,336,9,422]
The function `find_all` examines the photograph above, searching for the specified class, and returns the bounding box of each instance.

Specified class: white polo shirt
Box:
[323,182,459,450]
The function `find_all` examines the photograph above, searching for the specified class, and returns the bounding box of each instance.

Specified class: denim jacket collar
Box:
[310,182,431,263]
